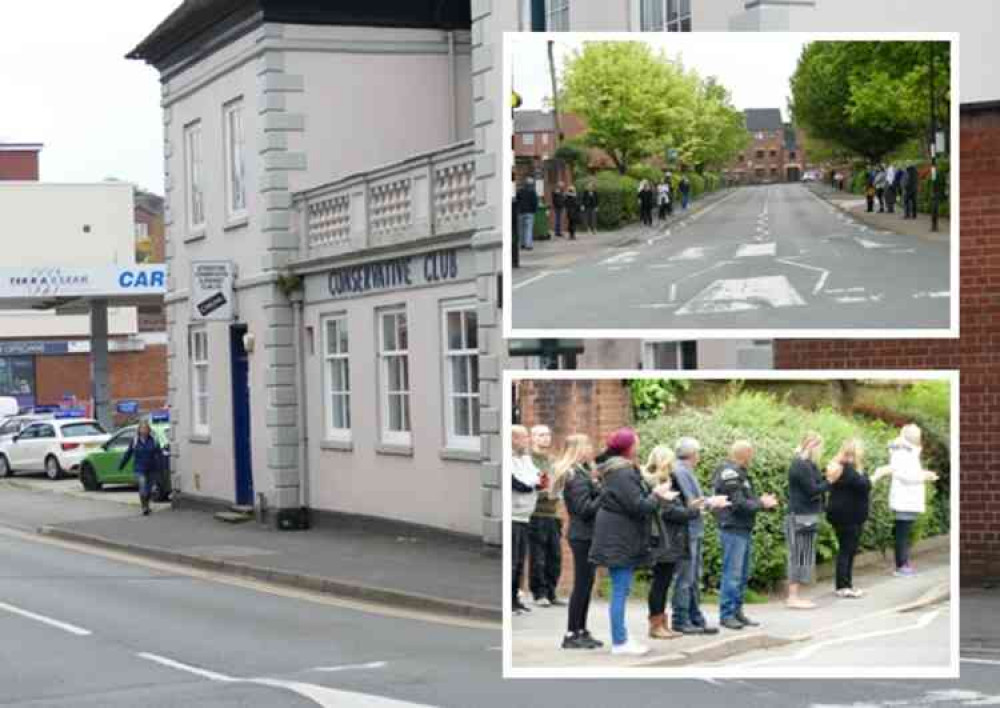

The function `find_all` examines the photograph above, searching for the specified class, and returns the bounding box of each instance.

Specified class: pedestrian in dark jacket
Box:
[581,183,599,234]
[713,440,779,630]
[679,176,691,210]
[564,186,579,240]
[637,181,655,227]
[528,425,561,607]
[825,438,872,598]
[119,420,162,516]
[552,183,566,238]
[515,178,539,249]
[865,168,876,213]
[904,165,919,219]
[589,428,673,656]
[785,432,830,609]
[557,434,603,650]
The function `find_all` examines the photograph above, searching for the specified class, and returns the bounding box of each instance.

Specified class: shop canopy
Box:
[0,264,166,312]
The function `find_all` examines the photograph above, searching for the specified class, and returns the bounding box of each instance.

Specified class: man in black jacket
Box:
[713,440,778,630]
[515,177,539,250]
[551,183,566,238]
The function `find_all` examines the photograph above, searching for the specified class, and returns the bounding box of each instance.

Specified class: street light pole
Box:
[930,42,939,233]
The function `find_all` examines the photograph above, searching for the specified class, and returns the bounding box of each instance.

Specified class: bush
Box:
[583,171,639,230]
[688,173,706,198]
[850,169,869,195]
[626,163,662,185]
[634,390,948,593]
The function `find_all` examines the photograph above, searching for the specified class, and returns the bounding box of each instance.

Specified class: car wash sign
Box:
[324,247,471,300]
[0,265,166,298]
[191,261,236,320]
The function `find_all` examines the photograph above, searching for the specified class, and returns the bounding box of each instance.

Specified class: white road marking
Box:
[139,652,437,708]
[735,243,776,258]
[814,271,830,295]
[775,257,831,295]
[512,271,553,291]
[600,250,640,265]
[890,248,917,254]
[669,247,709,261]
[825,287,866,294]
[962,658,1000,667]
[676,275,806,315]
[811,689,1000,707]
[649,263,676,270]
[312,661,388,673]
[913,291,950,299]
[636,303,679,309]
[855,237,897,250]
[669,283,678,302]
[647,229,671,245]
[0,599,92,636]
[835,294,885,304]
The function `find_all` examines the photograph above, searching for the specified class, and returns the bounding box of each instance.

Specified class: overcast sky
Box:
[0,1,180,193]
[511,34,810,123]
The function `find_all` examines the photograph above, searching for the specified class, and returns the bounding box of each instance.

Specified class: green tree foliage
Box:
[561,42,747,174]
[790,41,951,163]
[629,379,691,421]
[634,390,948,592]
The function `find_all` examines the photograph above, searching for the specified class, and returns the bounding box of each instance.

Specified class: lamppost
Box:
[929,42,939,233]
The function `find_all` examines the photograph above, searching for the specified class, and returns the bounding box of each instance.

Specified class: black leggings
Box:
[640,206,654,226]
[895,519,915,569]
[567,539,596,633]
[512,522,530,604]
[647,562,676,616]
[833,523,862,590]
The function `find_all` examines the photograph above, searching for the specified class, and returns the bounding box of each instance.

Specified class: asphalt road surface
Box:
[2,526,997,707]
[512,184,950,331]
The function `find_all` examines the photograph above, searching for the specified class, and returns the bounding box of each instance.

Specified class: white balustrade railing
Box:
[295,140,475,256]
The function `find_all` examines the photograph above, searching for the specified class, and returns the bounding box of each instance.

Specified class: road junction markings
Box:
[675,275,807,316]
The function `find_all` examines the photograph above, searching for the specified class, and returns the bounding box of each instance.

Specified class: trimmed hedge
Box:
[634,390,946,593]
[578,171,639,230]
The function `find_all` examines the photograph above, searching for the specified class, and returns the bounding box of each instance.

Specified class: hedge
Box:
[634,390,947,593]
[578,171,639,230]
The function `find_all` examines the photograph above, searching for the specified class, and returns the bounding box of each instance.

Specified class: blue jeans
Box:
[682,193,690,209]
[518,213,535,248]
[672,534,707,627]
[719,530,752,621]
[608,566,634,646]
[135,471,151,497]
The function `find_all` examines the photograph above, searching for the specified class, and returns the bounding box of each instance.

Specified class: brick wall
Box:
[775,106,1000,585]
[516,379,632,595]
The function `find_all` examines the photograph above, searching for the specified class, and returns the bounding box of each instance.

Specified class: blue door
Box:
[230,325,254,506]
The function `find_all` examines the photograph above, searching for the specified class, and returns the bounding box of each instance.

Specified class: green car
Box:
[79,423,171,500]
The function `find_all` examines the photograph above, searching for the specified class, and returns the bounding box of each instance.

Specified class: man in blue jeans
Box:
[712,440,779,630]
[515,177,539,250]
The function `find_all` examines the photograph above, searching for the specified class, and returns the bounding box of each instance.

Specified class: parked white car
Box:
[0,418,110,480]
[0,414,55,447]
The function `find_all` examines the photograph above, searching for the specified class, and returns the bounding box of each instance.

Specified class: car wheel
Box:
[80,463,101,491]
[0,455,11,478]
[44,455,64,481]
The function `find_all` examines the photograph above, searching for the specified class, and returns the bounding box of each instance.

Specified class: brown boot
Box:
[648,614,678,640]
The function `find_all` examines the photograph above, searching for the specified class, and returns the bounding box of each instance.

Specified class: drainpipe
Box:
[447,30,457,143]
[291,292,310,521]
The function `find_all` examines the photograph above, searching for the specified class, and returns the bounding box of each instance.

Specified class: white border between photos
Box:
[501,369,960,679]
[501,31,960,340]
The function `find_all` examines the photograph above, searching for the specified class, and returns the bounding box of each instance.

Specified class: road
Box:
[2,524,998,707]
[511,184,950,331]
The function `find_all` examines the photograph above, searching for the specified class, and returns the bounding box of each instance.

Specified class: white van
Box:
[0,397,19,420]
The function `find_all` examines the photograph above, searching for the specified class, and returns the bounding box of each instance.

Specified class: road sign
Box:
[116,400,139,415]
[191,261,236,321]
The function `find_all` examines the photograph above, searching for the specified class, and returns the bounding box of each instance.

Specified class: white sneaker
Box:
[534,597,551,607]
[611,640,650,656]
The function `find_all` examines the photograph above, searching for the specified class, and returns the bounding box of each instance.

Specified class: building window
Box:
[756,150,764,159]
[443,302,480,449]
[323,315,351,440]
[737,154,744,162]
[184,121,205,231]
[522,133,535,146]
[641,0,692,31]
[135,222,149,238]
[378,308,411,446]
[189,329,209,436]
[642,340,697,369]
[224,100,246,220]
[545,0,569,31]
[770,150,777,158]
[771,167,778,175]
[789,151,797,160]
[541,133,549,146]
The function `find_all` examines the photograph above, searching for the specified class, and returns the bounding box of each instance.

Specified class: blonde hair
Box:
[730,439,754,463]
[796,431,824,465]
[901,424,922,448]
[836,438,865,471]
[552,434,591,496]
[643,445,675,486]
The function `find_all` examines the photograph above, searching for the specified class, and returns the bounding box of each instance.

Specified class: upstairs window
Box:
[224,100,246,220]
[184,121,205,230]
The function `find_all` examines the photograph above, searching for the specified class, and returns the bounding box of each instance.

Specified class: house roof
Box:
[128,0,471,70]
[744,108,783,133]
[514,110,556,134]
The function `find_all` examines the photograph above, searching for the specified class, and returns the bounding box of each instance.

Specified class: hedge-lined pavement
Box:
[511,183,951,331]
[511,544,949,670]
[809,182,952,244]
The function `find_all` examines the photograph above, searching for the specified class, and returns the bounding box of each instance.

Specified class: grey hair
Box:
[675,436,701,460]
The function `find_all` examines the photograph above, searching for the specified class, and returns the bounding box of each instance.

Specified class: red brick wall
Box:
[775,106,1000,585]
[0,150,40,181]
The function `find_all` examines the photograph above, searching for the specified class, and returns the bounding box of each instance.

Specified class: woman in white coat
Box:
[872,424,939,577]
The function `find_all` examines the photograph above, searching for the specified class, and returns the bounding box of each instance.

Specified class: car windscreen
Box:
[60,422,107,438]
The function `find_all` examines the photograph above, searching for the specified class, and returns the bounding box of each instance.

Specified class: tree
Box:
[790,41,950,163]
[681,76,749,170]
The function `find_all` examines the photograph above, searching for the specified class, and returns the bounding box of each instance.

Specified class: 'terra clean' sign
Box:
[191,261,236,320]
[327,248,461,298]
[0,265,167,299]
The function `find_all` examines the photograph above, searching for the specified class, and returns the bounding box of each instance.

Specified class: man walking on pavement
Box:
[516,177,539,250]
[904,164,920,220]
[671,437,723,635]
[552,183,566,238]
[679,176,691,210]
[512,425,543,615]
[529,425,564,607]
[713,440,779,631]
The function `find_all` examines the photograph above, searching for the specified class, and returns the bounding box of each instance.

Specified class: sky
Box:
[0,0,181,194]
[511,34,810,123]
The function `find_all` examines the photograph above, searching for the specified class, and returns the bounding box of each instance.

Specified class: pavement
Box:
[0,478,501,622]
[810,182,952,244]
[512,545,951,672]
[511,183,951,331]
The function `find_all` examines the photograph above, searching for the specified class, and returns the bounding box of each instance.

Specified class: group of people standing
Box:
[511,422,938,657]
[513,178,599,250]
[865,164,921,219]
[637,175,690,227]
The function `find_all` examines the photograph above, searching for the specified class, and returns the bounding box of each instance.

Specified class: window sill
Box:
[439,447,481,463]
[223,215,249,232]
[188,434,212,444]
[184,230,207,244]
[376,442,414,457]
[320,438,354,452]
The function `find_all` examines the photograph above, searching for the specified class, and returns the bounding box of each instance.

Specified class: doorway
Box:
[230,325,254,506]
